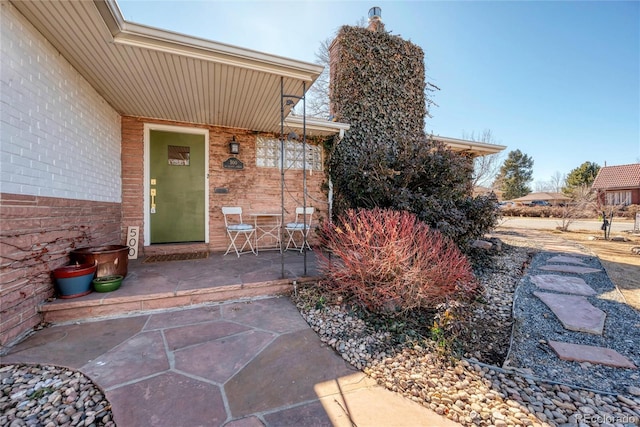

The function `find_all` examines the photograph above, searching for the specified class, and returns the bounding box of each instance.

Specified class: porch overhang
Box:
[283,116,351,137]
[432,135,507,157]
[9,0,349,134]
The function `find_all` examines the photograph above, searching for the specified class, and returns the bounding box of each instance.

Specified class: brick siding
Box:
[0,193,121,347]
[597,188,640,206]
[0,3,122,347]
[121,117,327,254]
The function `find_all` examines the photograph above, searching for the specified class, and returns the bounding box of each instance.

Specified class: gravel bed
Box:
[0,364,114,427]
[293,236,640,427]
[507,250,640,396]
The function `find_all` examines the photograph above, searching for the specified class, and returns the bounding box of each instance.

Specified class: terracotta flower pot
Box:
[53,262,97,299]
[70,245,129,278]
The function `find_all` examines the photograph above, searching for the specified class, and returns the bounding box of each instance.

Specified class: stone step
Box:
[543,244,585,253]
[530,274,596,296]
[39,279,311,323]
[548,340,636,369]
[534,291,606,335]
[538,264,602,274]
[546,255,588,265]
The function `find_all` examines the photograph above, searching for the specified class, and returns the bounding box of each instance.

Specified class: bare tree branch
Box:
[535,172,566,193]
[556,185,596,231]
[463,130,503,188]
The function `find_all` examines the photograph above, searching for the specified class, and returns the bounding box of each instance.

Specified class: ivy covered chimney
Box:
[328,8,427,140]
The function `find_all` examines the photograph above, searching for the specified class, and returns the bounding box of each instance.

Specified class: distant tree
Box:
[304,37,332,118]
[534,181,549,192]
[550,171,567,193]
[535,171,566,193]
[463,130,503,189]
[556,188,598,231]
[564,161,600,194]
[495,149,534,200]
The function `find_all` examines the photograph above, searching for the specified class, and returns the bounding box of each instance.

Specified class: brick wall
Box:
[0,3,123,348]
[121,117,145,246]
[0,1,121,202]
[210,134,326,251]
[0,193,121,348]
[597,188,640,206]
[121,117,327,253]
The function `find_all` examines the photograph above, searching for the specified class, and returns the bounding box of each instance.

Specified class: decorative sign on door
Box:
[127,226,140,259]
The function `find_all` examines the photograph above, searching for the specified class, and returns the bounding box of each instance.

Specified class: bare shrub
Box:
[500,205,597,220]
[615,204,639,219]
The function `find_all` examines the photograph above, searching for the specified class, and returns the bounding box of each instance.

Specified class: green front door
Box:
[150,130,206,243]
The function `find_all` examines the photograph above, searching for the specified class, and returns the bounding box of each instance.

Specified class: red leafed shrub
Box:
[316,208,480,313]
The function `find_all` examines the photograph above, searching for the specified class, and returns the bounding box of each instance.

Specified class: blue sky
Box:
[118,0,639,186]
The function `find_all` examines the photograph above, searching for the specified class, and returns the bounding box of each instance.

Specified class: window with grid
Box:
[256,137,322,171]
[605,191,632,206]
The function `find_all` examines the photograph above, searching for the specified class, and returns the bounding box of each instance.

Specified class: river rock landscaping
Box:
[292,232,640,427]
[0,364,114,427]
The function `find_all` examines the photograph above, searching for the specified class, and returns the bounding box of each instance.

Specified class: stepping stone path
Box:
[531,255,637,369]
[533,291,606,334]
[538,263,602,274]
[529,274,596,296]
[545,255,588,265]
[548,341,637,369]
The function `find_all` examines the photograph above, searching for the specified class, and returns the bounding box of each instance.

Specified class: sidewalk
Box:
[1,296,458,426]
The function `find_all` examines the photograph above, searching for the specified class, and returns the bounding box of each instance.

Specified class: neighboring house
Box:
[0,0,504,346]
[473,186,503,199]
[511,192,571,206]
[591,163,640,206]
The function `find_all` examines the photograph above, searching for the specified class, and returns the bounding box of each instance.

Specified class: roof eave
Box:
[95,0,323,81]
[284,116,350,136]
[432,135,507,156]
[592,185,640,190]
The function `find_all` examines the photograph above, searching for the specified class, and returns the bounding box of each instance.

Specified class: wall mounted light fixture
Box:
[229,136,240,155]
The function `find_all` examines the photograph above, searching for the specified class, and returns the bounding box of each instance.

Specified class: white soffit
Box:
[283,116,350,137]
[433,136,507,157]
[9,0,326,133]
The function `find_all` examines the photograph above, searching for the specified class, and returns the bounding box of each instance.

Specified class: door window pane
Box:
[168,145,190,166]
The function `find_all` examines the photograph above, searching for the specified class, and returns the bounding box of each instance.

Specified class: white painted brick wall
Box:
[0,2,121,202]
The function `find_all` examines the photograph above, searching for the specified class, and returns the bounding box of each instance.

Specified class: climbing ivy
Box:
[330,26,429,144]
[327,25,498,249]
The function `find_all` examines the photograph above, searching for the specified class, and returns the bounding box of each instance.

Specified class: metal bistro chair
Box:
[221,207,256,257]
[285,207,315,252]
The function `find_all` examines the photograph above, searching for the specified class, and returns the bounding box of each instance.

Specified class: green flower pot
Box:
[92,275,124,293]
